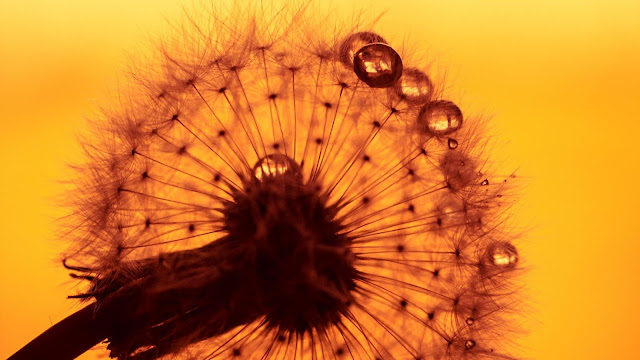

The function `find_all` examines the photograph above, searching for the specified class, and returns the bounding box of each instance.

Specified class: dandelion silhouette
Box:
[11,3,523,360]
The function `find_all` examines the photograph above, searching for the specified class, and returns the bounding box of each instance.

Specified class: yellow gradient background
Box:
[1,1,639,359]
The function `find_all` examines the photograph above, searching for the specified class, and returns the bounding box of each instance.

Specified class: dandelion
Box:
[10,2,524,360]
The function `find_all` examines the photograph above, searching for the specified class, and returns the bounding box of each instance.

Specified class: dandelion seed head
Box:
[54,2,526,359]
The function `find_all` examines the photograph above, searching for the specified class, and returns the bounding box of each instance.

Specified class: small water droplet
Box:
[252,154,302,182]
[465,340,476,350]
[395,68,433,103]
[480,179,489,186]
[466,317,475,325]
[486,242,519,268]
[448,138,458,149]
[338,32,387,68]
[418,100,463,136]
[353,43,403,88]
[440,152,476,192]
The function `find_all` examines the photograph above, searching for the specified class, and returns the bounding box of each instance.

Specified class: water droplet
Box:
[466,317,475,325]
[440,152,476,192]
[480,179,489,186]
[486,242,519,267]
[448,138,458,149]
[465,339,476,349]
[353,43,403,88]
[395,68,433,103]
[252,154,302,182]
[338,32,387,68]
[431,196,464,229]
[418,100,463,136]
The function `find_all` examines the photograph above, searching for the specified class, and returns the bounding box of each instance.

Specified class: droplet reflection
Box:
[395,68,433,103]
[252,154,302,182]
[338,32,387,68]
[418,100,463,136]
[487,242,519,267]
[353,43,403,88]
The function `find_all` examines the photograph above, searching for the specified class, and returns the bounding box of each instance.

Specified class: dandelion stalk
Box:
[9,304,104,360]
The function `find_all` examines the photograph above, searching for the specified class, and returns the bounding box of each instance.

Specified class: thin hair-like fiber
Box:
[10,2,527,360]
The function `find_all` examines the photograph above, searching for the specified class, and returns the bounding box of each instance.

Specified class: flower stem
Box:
[9,303,107,360]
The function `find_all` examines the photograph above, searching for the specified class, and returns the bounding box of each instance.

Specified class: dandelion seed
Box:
[10,3,525,360]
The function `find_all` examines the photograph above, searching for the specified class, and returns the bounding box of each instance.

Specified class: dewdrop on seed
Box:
[352,43,403,88]
[9,3,526,360]
[395,68,434,104]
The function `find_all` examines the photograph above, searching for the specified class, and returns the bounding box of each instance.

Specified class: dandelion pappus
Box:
[10,2,526,360]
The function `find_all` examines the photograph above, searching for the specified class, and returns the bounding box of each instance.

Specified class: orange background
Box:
[1,1,639,359]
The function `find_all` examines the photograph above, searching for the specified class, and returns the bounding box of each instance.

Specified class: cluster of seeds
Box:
[61,5,522,360]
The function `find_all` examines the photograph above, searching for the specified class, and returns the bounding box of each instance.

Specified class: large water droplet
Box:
[486,242,518,268]
[466,317,475,325]
[395,68,433,103]
[252,154,302,182]
[353,43,403,88]
[338,32,387,68]
[418,100,463,136]
[448,138,458,149]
